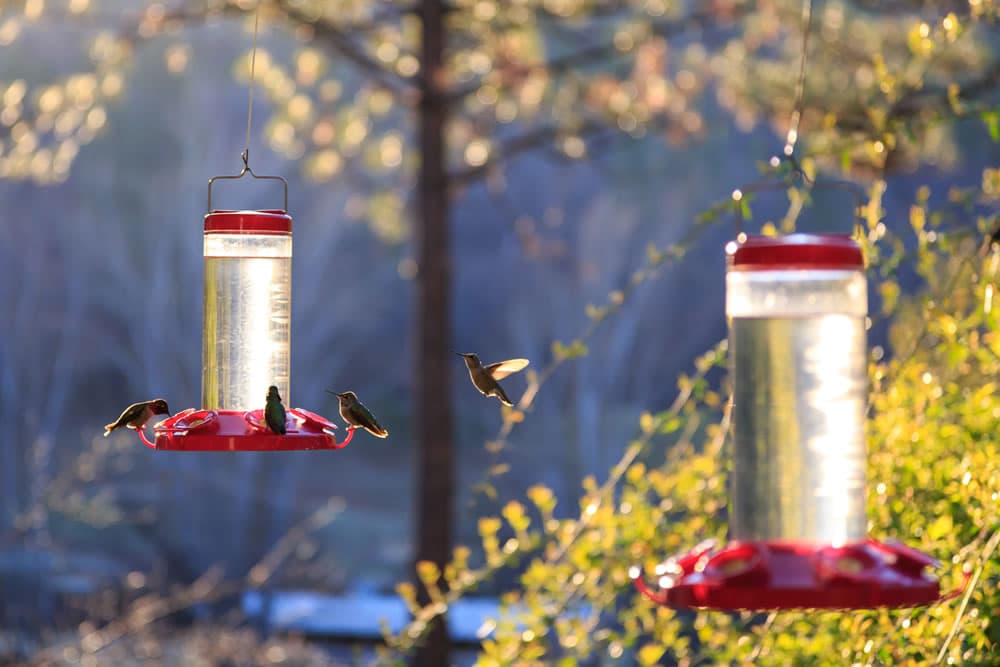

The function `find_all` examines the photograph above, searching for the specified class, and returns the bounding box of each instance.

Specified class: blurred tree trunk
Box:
[414,1,452,666]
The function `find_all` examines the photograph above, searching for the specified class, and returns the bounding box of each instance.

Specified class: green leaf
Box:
[982,111,1000,142]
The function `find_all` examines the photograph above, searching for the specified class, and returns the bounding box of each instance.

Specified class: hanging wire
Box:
[731,0,869,234]
[242,3,261,170]
[206,2,288,212]
[783,0,814,161]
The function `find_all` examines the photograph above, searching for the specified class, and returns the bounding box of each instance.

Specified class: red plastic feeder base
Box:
[630,539,945,610]
[137,408,355,451]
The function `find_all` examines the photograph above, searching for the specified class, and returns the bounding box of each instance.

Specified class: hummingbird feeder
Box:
[630,179,956,610]
[135,164,353,452]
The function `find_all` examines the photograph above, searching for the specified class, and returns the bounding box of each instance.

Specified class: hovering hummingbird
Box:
[455,352,529,407]
[326,390,388,438]
[265,385,287,435]
[103,399,171,437]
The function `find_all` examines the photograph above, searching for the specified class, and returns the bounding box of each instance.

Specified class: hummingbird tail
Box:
[103,423,115,437]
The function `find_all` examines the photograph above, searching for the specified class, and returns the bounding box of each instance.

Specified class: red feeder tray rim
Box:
[131,407,357,451]
[630,539,968,611]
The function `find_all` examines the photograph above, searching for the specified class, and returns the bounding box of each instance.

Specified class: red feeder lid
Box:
[728,234,863,270]
[205,210,292,235]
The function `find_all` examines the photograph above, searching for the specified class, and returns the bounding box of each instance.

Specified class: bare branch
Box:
[449,116,607,186]
[278,1,419,102]
[830,59,1000,138]
[75,2,418,103]
[890,60,1000,119]
[447,5,748,103]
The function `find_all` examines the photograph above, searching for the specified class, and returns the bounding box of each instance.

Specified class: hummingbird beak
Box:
[451,350,465,357]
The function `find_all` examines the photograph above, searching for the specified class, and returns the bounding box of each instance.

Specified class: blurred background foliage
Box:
[0,0,998,665]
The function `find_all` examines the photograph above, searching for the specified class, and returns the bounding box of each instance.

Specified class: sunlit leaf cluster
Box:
[0,7,128,184]
[713,1,1000,174]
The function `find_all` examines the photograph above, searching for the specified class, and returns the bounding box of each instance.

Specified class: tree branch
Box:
[278,1,419,102]
[92,2,416,103]
[449,116,608,186]
[448,108,685,187]
[446,4,748,103]
[830,59,1000,138]
[890,59,1000,119]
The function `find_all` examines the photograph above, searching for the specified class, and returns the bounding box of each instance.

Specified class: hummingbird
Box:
[326,390,388,438]
[103,399,171,437]
[455,352,529,407]
[264,385,287,435]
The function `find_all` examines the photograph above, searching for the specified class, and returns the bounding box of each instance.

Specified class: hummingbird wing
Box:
[356,403,389,438]
[104,400,151,435]
[265,399,287,435]
[484,358,529,380]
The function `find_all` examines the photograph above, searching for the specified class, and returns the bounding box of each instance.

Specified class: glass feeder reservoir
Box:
[727,234,868,546]
[201,210,292,411]
[631,233,950,610]
[131,173,352,451]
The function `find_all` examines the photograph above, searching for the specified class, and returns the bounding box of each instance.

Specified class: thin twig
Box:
[934,527,1000,664]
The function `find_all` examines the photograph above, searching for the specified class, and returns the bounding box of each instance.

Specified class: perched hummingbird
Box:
[103,399,171,436]
[455,352,529,407]
[264,385,287,435]
[326,390,388,438]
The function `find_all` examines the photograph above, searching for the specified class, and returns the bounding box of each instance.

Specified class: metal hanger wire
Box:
[207,2,288,213]
[732,0,865,235]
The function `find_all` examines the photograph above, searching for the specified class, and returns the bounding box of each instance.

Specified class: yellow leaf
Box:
[637,643,666,666]
[527,485,556,514]
[488,463,511,477]
[479,516,501,537]
[502,501,528,531]
[415,560,440,585]
[927,514,953,540]
[639,412,655,435]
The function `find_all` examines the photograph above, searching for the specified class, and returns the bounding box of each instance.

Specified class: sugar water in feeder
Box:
[727,234,868,545]
[631,232,955,610]
[202,209,292,410]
